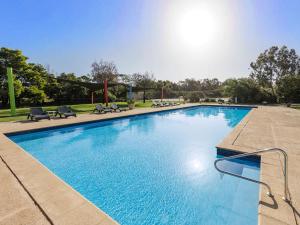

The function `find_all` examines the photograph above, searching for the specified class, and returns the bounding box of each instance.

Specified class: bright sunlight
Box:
[177,6,219,48]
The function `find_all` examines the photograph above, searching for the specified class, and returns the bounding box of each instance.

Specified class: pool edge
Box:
[216,106,299,225]
[3,103,255,136]
[0,103,259,224]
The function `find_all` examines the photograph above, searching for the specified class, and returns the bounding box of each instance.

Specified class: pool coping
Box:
[2,104,292,225]
[2,104,255,136]
[217,106,300,225]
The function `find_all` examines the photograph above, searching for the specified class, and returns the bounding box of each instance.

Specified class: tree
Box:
[55,73,90,104]
[277,74,300,103]
[44,73,62,103]
[19,63,49,105]
[131,72,155,103]
[223,78,275,103]
[250,46,300,98]
[0,47,50,106]
[91,60,118,83]
[176,78,222,99]
[0,48,27,106]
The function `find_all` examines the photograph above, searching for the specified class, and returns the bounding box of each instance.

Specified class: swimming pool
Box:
[9,106,260,225]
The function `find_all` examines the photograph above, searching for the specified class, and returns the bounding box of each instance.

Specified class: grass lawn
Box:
[0,101,153,122]
[291,104,300,110]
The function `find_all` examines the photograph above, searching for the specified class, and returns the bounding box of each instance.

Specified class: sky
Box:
[1,0,300,81]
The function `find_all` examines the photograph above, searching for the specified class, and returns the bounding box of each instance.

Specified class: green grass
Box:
[0,101,153,122]
[291,104,300,110]
[134,101,153,108]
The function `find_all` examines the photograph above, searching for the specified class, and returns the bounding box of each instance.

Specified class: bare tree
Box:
[91,60,118,83]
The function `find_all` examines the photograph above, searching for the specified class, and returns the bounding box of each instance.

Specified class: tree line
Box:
[0,45,299,107]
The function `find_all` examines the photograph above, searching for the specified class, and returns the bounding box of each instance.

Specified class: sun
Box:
[177,7,218,48]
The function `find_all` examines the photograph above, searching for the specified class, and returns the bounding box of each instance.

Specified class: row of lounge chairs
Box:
[27,106,77,121]
[27,104,129,121]
[93,104,129,113]
[152,101,181,108]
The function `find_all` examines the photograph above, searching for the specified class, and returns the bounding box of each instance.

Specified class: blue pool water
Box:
[9,106,260,225]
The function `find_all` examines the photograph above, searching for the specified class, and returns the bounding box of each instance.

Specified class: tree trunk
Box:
[271,85,277,103]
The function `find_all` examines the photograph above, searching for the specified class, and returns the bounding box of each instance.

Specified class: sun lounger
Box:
[56,106,77,118]
[111,103,128,112]
[27,107,50,121]
[93,104,112,113]
[152,101,161,107]
[163,102,170,107]
[159,102,165,107]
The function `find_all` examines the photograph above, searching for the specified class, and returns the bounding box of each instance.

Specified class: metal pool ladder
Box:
[214,148,289,202]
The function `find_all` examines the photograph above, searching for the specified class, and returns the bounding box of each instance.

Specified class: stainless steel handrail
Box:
[214,148,289,202]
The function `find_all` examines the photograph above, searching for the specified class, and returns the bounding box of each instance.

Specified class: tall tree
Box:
[131,72,155,103]
[0,47,51,106]
[223,78,274,103]
[91,60,118,83]
[250,46,300,97]
[20,63,49,104]
[0,48,26,106]
[55,73,90,104]
[277,74,300,103]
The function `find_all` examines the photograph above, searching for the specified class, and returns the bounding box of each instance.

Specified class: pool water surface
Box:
[9,106,260,225]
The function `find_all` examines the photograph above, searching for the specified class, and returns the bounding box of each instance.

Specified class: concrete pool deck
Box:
[217,106,300,225]
[0,104,299,225]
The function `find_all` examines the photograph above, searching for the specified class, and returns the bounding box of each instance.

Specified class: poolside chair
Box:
[111,103,128,112]
[56,106,77,118]
[151,101,160,108]
[159,102,165,107]
[225,99,232,105]
[27,107,50,121]
[163,102,170,107]
[218,99,225,104]
[93,104,112,114]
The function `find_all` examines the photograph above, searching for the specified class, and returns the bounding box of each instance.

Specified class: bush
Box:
[188,92,201,102]
[203,98,216,102]
[108,91,117,102]
[277,75,300,103]
[223,78,277,104]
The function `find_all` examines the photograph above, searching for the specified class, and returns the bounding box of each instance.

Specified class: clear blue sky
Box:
[1,0,300,81]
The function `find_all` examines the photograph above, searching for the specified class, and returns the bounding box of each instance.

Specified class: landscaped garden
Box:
[1,1,300,224]
[1,45,300,123]
[0,101,154,122]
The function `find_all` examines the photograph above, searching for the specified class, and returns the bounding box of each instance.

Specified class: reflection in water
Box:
[186,159,204,174]
[182,106,250,128]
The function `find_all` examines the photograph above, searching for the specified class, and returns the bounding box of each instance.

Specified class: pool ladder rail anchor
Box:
[214,148,289,202]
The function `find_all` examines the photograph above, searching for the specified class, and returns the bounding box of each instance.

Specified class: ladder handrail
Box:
[214,148,289,201]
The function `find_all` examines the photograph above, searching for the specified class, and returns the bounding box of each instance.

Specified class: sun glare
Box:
[177,7,218,48]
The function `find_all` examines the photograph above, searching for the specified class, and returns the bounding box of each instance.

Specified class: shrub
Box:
[277,75,300,103]
[223,78,277,103]
[188,92,201,102]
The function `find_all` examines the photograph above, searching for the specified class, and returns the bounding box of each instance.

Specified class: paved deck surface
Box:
[1,104,299,225]
[0,104,197,225]
[217,106,300,225]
